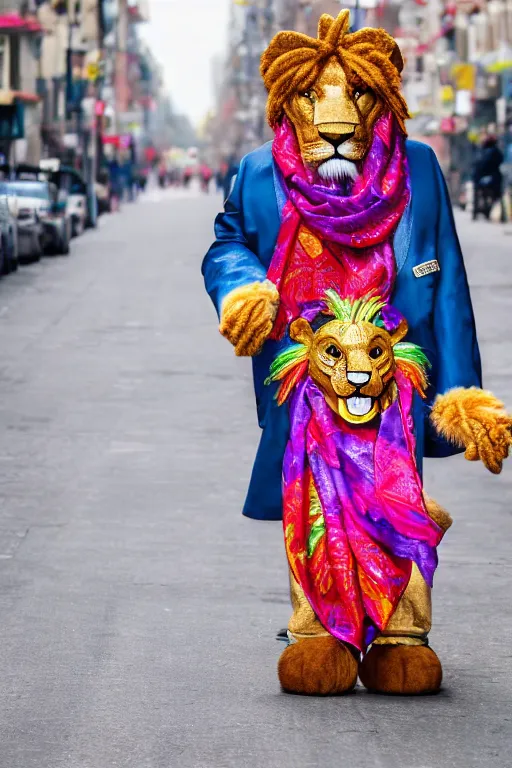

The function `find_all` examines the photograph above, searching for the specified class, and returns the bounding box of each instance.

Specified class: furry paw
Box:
[219,280,279,356]
[359,644,442,695]
[431,387,512,474]
[278,636,358,696]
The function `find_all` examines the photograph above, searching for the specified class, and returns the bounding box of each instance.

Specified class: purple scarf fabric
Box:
[283,371,443,651]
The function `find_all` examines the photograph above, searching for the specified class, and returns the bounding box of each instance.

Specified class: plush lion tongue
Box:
[345,396,372,417]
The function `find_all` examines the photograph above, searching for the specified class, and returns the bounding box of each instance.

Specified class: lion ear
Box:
[318,13,335,40]
[389,317,408,346]
[347,28,404,73]
[389,42,404,73]
[290,318,314,347]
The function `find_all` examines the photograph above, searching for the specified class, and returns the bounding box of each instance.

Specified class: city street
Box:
[0,187,511,768]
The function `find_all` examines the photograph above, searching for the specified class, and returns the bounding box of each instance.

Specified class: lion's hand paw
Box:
[219,280,279,357]
[463,419,512,474]
[431,387,512,474]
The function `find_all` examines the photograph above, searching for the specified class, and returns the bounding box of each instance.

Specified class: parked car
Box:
[15,164,72,253]
[0,230,5,277]
[8,178,70,256]
[0,181,19,273]
[42,183,71,255]
[48,165,87,237]
[6,181,44,263]
[95,173,111,215]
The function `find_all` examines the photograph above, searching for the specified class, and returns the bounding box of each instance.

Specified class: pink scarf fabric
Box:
[268,113,410,338]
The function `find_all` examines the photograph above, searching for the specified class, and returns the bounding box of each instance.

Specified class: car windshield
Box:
[8,182,49,200]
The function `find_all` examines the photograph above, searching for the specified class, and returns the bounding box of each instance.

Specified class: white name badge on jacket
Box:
[413,260,440,278]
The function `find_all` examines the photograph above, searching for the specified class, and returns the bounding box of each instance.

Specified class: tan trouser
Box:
[287,495,452,648]
[288,563,431,646]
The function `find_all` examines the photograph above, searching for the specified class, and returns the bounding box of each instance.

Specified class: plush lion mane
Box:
[260,10,410,133]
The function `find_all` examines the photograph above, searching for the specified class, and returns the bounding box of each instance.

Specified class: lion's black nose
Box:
[319,129,356,147]
[347,371,370,385]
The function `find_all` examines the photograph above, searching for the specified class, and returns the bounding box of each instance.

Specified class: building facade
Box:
[207,1,512,181]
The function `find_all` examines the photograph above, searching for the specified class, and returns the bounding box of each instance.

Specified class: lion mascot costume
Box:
[202,10,511,696]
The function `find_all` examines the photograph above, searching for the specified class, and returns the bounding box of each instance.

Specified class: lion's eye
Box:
[369,346,383,359]
[301,91,315,103]
[326,344,341,358]
[353,86,369,100]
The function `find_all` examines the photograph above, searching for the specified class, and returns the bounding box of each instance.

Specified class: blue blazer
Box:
[202,140,482,521]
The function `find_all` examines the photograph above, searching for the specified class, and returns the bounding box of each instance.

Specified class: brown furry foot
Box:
[278,636,358,696]
[359,644,442,695]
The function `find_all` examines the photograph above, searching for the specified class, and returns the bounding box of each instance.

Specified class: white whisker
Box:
[317,159,359,183]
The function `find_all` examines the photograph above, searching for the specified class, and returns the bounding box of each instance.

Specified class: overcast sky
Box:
[140,0,230,126]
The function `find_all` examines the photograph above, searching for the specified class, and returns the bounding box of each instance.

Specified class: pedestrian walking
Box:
[199,163,212,193]
[472,133,505,221]
[222,155,239,201]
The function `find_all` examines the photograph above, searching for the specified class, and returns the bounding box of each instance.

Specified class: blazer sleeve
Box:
[201,156,267,318]
[425,150,483,456]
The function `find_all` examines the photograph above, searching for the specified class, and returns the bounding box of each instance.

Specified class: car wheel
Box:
[33,234,42,261]
[2,234,16,274]
[60,229,70,256]
[9,230,18,272]
[0,236,7,276]
[73,217,84,238]
[1,235,10,275]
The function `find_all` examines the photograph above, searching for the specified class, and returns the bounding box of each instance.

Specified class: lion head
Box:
[260,10,409,181]
[265,291,429,425]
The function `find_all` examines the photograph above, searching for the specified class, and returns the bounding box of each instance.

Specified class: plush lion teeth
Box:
[345,396,372,416]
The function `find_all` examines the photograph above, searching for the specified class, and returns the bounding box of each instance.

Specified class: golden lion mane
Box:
[260,10,410,134]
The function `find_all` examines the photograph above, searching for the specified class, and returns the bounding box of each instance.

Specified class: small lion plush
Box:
[266,291,511,695]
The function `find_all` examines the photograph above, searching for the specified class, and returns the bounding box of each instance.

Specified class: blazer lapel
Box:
[393,200,413,274]
[272,160,287,220]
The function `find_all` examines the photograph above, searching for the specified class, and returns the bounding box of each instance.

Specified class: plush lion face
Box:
[265,292,430,425]
[290,315,405,424]
[260,11,408,180]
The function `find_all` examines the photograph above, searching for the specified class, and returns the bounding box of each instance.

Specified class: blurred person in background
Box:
[107,152,122,212]
[158,158,168,188]
[200,163,213,193]
[215,161,227,192]
[182,166,193,188]
[503,123,512,205]
[472,132,504,221]
[137,166,149,192]
[222,153,239,201]
[119,152,136,202]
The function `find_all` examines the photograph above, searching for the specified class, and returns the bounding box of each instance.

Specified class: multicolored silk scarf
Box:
[267,116,440,649]
[268,112,410,339]
[283,368,443,652]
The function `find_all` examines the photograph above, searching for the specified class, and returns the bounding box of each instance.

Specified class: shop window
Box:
[0,36,8,91]
[9,35,20,91]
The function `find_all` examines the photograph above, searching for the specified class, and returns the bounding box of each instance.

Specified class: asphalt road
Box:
[0,186,510,768]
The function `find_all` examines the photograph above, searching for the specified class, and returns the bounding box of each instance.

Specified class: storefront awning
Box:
[0,90,39,106]
[0,13,42,33]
